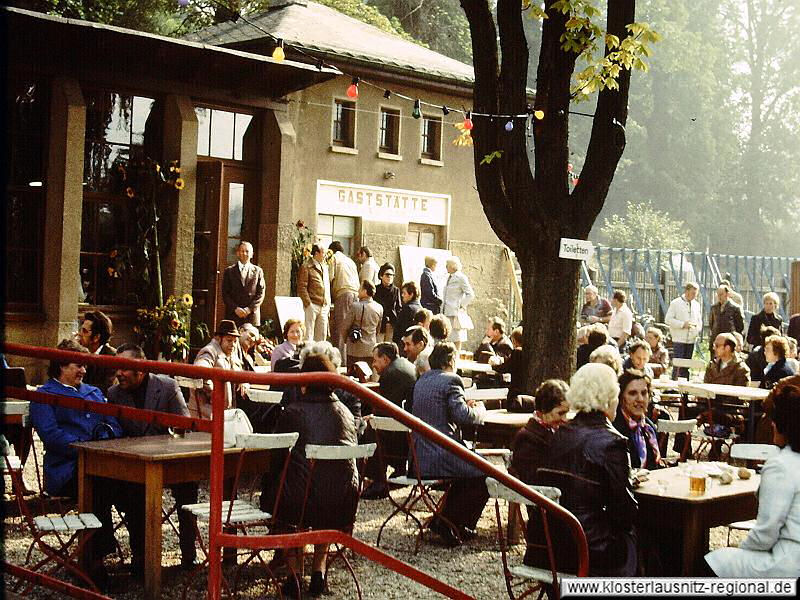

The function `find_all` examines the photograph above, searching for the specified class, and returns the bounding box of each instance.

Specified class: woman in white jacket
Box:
[705,377,800,577]
[664,282,702,379]
[441,256,475,352]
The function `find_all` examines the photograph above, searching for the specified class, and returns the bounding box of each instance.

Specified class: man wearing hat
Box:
[189,319,246,418]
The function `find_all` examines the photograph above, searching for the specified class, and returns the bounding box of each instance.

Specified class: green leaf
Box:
[480,150,504,165]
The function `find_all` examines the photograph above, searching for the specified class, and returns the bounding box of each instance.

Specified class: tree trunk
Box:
[519,238,581,390]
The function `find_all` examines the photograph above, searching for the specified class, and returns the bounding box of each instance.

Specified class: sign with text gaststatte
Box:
[559,238,594,261]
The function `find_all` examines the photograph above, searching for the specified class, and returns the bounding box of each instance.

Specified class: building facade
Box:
[3,3,515,381]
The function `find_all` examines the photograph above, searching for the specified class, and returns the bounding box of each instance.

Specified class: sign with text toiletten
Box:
[559,238,594,261]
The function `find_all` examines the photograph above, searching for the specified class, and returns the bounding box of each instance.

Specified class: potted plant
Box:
[135,294,193,361]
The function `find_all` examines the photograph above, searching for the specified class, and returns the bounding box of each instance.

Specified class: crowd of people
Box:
[20,242,800,591]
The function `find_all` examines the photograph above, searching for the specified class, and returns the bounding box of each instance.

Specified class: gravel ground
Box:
[3,429,746,599]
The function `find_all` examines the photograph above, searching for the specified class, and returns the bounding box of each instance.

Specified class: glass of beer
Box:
[689,470,707,495]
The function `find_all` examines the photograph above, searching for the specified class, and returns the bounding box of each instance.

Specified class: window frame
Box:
[194,104,257,163]
[377,105,401,158]
[420,114,443,164]
[330,97,357,152]
[316,213,357,256]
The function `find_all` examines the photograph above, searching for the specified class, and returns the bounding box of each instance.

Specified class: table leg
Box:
[506,502,523,545]
[747,402,756,442]
[681,504,709,575]
[77,449,93,570]
[143,463,164,600]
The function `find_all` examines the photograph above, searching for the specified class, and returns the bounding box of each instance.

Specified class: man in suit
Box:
[709,284,745,355]
[361,342,418,499]
[77,310,117,395]
[328,241,360,363]
[420,256,442,314]
[297,244,331,342]
[107,343,198,574]
[222,241,266,327]
[344,280,383,370]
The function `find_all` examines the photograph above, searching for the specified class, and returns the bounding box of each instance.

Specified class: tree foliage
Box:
[600,200,692,250]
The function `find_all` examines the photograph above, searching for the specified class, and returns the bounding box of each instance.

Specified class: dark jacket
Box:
[705,356,751,387]
[612,409,662,470]
[494,348,531,411]
[411,369,484,479]
[509,417,552,484]
[475,335,514,361]
[420,267,442,314]
[107,374,188,437]
[377,357,417,413]
[221,262,266,326]
[261,390,359,532]
[538,411,637,576]
[374,283,402,333]
[789,315,800,344]
[84,343,117,396]
[761,358,796,390]
[393,299,422,347]
[746,310,783,348]
[709,300,745,349]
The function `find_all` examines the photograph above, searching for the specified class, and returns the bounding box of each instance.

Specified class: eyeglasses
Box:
[383,272,395,277]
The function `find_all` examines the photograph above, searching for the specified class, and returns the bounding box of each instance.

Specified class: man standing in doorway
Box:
[665,282,702,379]
[77,310,117,396]
[222,241,265,327]
[329,241,360,363]
[298,244,331,342]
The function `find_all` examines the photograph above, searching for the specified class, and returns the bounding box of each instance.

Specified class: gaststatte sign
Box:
[316,180,450,226]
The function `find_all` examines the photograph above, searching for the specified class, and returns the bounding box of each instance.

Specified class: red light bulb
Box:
[346,83,358,99]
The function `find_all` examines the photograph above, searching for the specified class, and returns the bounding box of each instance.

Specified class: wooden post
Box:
[792,261,800,315]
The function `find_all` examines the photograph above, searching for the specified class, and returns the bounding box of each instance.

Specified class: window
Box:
[406,223,442,249]
[195,107,254,161]
[421,115,442,161]
[332,99,356,148]
[81,90,155,306]
[379,108,400,155]
[5,81,46,311]
[316,214,356,256]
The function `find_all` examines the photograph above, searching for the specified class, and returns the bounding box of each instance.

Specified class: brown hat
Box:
[215,319,241,337]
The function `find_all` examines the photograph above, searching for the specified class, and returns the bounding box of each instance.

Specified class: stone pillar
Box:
[259,107,296,320]
[161,95,198,298]
[42,77,85,346]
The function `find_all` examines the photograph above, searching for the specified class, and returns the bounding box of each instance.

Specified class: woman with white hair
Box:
[589,344,623,376]
[441,256,475,352]
[540,363,638,575]
[747,292,783,348]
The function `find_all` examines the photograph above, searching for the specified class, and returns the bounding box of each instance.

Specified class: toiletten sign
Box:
[316,180,450,226]
[559,238,594,261]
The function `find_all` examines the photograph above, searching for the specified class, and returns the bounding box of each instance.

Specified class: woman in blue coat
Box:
[30,339,122,586]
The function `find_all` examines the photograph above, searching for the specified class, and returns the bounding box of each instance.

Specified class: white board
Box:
[559,238,594,261]
[398,246,451,291]
[274,296,305,333]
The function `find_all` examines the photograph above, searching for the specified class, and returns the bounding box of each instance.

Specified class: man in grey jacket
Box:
[107,343,198,574]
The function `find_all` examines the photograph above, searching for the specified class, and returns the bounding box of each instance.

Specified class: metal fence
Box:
[584,247,798,344]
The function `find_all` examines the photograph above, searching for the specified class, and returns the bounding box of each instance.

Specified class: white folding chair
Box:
[725,444,779,545]
[656,419,696,462]
[246,389,283,404]
[368,416,455,553]
[485,477,568,600]
[180,432,299,600]
[300,443,377,599]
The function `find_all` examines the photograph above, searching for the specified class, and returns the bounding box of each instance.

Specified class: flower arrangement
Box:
[135,294,193,361]
[108,156,184,307]
[290,220,315,296]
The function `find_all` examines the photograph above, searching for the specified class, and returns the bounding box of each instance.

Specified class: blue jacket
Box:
[411,369,484,479]
[420,267,442,314]
[31,379,122,495]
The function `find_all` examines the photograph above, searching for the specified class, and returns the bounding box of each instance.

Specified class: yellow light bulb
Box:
[534,110,545,120]
[272,46,285,62]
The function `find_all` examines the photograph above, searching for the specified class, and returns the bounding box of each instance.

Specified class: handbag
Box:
[349,305,365,342]
[452,307,474,331]
[224,408,253,448]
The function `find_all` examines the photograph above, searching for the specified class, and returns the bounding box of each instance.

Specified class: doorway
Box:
[192,160,260,331]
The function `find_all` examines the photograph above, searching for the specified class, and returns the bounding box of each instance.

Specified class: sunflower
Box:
[174,178,185,190]
[182,293,193,307]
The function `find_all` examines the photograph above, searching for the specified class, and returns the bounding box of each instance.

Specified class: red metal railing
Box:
[1,561,112,600]
[2,342,589,598]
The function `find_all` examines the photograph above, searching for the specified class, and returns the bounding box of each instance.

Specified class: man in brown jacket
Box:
[709,284,745,355]
[699,333,751,442]
[297,244,331,342]
[221,241,266,327]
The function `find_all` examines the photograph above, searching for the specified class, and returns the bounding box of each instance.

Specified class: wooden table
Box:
[678,382,768,440]
[634,465,759,575]
[73,433,269,600]
[465,387,508,403]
